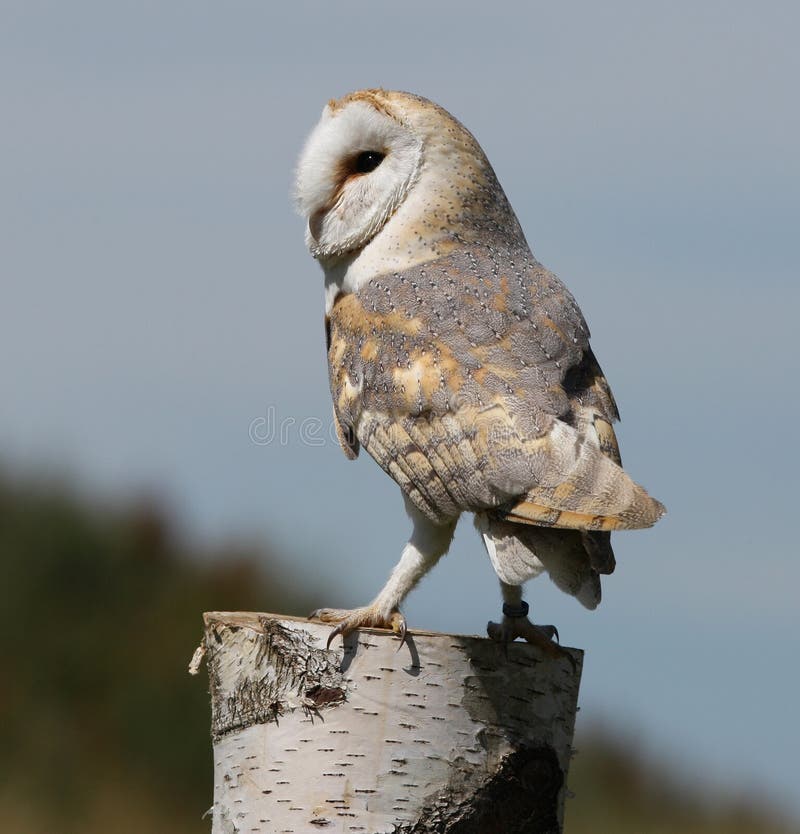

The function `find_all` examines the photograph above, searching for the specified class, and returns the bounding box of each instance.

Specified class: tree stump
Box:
[192,612,583,834]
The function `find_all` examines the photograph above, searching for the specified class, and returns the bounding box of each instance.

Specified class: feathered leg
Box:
[477,512,593,661]
[312,496,458,648]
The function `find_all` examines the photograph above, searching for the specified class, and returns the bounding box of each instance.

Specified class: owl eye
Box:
[354,150,385,174]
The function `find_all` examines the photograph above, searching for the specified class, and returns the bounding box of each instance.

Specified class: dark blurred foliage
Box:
[0,470,796,833]
[0,470,311,833]
[566,726,798,834]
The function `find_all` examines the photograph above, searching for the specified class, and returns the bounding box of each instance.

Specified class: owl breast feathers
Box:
[327,245,664,532]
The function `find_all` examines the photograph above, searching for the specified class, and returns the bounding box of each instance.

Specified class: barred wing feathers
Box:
[327,247,664,530]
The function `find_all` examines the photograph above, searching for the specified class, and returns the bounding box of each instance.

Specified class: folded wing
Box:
[327,246,665,529]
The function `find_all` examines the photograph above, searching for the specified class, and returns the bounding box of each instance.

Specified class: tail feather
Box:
[502,494,664,531]
[582,530,616,575]
[487,417,666,531]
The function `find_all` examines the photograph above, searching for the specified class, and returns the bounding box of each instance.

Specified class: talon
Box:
[326,622,346,650]
[535,624,560,643]
[308,604,408,649]
[488,608,571,665]
[395,616,408,652]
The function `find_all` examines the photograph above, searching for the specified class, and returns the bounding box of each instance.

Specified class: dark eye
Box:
[354,150,385,174]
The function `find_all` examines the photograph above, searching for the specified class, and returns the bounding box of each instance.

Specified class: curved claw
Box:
[309,605,408,650]
[394,615,408,652]
[326,622,346,650]
[537,624,560,644]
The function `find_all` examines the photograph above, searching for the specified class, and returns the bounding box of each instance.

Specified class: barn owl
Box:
[295,89,664,655]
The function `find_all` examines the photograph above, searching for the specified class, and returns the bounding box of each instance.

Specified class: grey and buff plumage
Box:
[295,89,664,652]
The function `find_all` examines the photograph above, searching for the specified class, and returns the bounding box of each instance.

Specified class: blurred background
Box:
[2,1,798,832]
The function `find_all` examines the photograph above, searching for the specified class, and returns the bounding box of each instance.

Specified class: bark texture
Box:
[194,612,583,834]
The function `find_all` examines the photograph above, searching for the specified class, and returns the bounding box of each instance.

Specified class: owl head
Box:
[294,90,525,269]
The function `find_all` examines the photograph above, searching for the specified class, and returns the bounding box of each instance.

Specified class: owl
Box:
[294,89,664,655]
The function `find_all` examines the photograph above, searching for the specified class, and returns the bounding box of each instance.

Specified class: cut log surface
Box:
[197,612,583,834]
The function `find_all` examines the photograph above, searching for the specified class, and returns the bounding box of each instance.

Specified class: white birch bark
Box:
[192,612,583,834]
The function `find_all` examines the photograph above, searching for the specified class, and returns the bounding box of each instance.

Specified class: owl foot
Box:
[487,616,561,654]
[487,600,570,664]
[310,606,407,650]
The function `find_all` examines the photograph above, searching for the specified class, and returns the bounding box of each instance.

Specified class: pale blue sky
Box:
[2,0,798,818]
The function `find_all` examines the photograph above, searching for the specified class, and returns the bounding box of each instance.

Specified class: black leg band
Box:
[502,600,529,618]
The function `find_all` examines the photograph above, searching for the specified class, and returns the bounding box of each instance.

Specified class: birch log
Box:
[193,612,583,834]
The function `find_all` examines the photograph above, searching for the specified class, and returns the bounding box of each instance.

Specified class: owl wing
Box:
[327,247,664,530]
[559,346,622,573]
[326,315,360,459]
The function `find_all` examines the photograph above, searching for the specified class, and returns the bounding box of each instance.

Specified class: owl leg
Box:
[311,498,458,649]
[487,581,564,658]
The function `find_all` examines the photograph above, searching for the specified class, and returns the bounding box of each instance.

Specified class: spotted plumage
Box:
[295,89,664,649]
